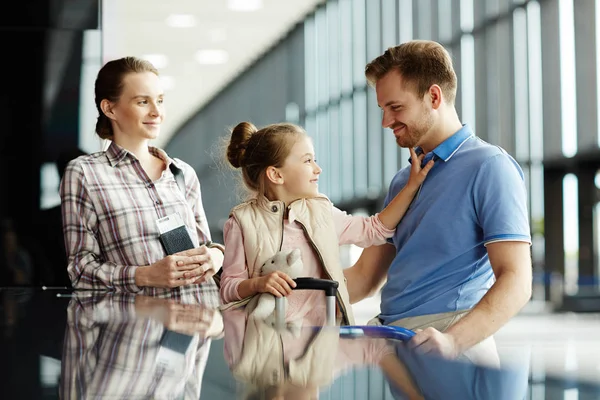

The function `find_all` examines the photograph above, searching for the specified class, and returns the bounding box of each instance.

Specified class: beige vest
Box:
[230,196,355,325]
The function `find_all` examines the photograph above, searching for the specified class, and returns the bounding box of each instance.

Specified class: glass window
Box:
[367,89,382,193]
[340,97,355,200]
[527,0,544,162]
[317,111,330,195]
[352,0,367,87]
[513,7,530,161]
[499,0,512,14]
[365,0,381,61]
[484,25,499,145]
[438,0,453,43]
[382,0,397,49]
[40,163,60,209]
[597,0,600,145]
[417,0,433,40]
[353,91,368,196]
[485,0,500,19]
[494,19,514,153]
[398,146,410,170]
[460,34,476,131]
[328,104,341,202]
[79,29,103,154]
[559,0,577,158]
[530,162,545,264]
[340,0,353,94]
[305,114,318,147]
[316,8,329,107]
[563,173,579,294]
[461,0,474,32]
[398,0,414,43]
[327,1,340,100]
[383,124,398,185]
[304,16,318,112]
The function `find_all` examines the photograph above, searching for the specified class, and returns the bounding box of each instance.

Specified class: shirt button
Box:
[155,200,162,205]
[147,183,154,189]
[271,205,278,212]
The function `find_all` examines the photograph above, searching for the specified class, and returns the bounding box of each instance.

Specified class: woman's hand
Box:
[135,296,223,337]
[175,245,222,285]
[135,245,219,288]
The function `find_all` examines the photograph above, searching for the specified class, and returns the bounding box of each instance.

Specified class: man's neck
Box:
[419,110,463,154]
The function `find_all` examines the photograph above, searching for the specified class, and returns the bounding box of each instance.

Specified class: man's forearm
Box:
[344,244,395,304]
[344,267,369,303]
[344,265,387,304]
[446,269,531,353]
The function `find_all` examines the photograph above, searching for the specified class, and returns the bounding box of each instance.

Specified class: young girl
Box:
[219,122,433,324]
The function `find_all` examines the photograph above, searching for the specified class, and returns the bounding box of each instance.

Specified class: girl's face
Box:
[271,136,322,204]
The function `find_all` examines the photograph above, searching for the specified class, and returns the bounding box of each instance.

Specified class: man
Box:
[344,40,532,364]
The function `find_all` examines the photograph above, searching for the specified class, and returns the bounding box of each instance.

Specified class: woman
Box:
[60,57,222,306]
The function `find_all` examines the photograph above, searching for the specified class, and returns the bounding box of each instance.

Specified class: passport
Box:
[159,225,194,255]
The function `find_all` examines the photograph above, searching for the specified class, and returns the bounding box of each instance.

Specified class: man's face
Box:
[375,69,434,149]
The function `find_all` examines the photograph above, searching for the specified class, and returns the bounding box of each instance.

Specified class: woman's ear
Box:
[100,99,117,121]
[265,166,284,185]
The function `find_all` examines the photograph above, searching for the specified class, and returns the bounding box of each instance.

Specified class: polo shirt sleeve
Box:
[473,153,532,246]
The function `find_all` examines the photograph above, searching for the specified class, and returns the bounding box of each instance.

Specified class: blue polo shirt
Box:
[379,124,531,324]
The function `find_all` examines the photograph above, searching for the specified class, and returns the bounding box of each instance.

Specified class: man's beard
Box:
[393,113,434,149]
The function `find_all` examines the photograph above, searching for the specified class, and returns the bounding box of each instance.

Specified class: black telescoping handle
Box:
[292,277,338,297]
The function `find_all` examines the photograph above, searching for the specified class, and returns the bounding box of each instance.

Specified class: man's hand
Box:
[408,327,459,359]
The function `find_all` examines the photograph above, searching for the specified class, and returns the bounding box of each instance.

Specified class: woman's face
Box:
[105,71,165,142]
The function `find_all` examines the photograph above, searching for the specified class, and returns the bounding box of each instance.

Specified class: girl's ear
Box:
[265,166,284,185]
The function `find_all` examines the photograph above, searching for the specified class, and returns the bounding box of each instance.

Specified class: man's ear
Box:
[100,99,117,121]
[428,85,443,110]
[265,166,284,185]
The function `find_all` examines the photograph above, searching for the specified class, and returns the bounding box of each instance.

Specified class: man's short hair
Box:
[365,40,458,104]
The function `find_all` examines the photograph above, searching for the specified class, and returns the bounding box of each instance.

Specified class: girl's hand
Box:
[406,147,435,190]
[255,272,297,297]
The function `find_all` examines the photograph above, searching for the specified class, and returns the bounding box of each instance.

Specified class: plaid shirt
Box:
[60,292,212,400]
[60,141,218,306]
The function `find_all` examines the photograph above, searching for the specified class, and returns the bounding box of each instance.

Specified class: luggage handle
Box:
[292,277,338,296]
[275,277,339,327]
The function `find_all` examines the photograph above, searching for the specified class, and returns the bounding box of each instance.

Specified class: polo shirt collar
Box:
[410,124,474,164]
